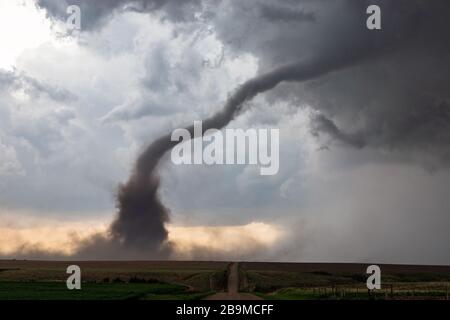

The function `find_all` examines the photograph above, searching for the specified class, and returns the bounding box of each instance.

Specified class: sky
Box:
[0,0,449,264]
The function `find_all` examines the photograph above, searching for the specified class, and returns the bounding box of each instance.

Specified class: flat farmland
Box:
[0,260,228,300]
[1,260,449,300]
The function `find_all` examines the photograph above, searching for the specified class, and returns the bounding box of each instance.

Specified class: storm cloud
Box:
[36,0,202,30]
[1,0,449,263]
[37,0,450,164]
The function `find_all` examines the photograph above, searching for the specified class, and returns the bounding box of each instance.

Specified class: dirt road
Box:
[204,262,262,300]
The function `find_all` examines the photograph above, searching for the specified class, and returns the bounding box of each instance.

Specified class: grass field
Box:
[0,281,213,300]
[240,262,450,300]
[0,260,227,300]
[1,260,449,300]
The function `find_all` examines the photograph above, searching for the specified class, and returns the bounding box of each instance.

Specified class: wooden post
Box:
[446,285,448,300]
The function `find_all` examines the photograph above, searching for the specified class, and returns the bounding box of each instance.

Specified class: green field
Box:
[0,281,213,300]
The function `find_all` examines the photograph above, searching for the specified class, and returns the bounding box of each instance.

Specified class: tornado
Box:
[107,56,348,257]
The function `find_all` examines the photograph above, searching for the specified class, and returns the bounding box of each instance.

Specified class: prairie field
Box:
[0,260,449,300]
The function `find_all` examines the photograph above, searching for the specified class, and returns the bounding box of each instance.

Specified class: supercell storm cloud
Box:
[0,0,449,263]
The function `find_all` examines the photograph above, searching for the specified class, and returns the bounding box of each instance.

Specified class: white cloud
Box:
[0,0,55,70]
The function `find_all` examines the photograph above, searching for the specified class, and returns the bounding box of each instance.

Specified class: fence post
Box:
[209,276,214,291]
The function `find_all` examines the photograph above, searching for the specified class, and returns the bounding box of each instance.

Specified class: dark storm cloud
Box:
[299,48,450,166]
[216,0,430,67]
[311,114,365,149]
[35,0,201,30]
[206,0,450,166]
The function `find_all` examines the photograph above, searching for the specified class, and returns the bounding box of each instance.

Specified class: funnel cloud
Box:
[105,57,356,256]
